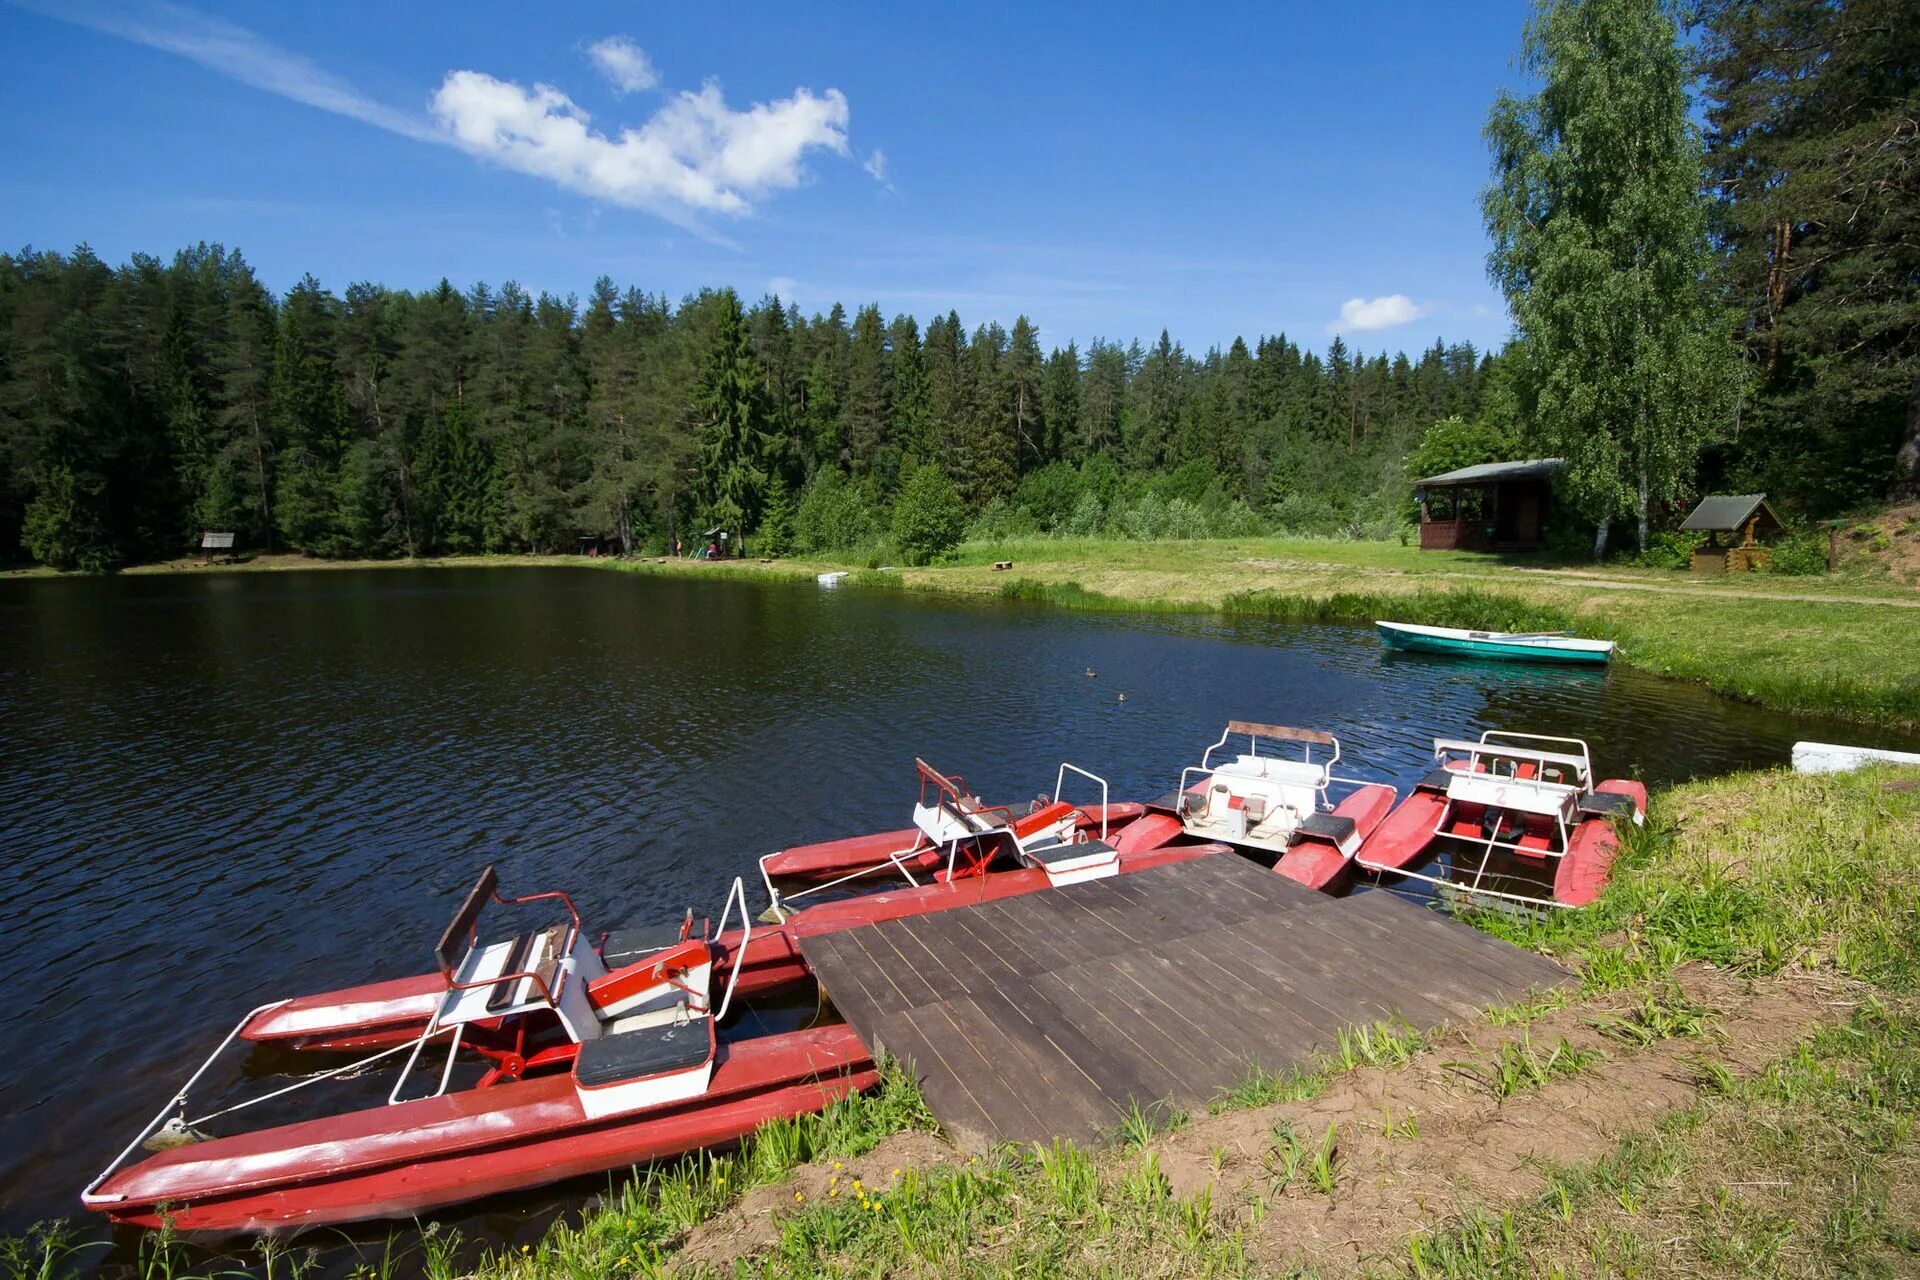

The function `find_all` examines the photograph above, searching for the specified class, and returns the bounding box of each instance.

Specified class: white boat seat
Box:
[1243,794,1269,824]
[1215,754,1329,789]
[1447,770,1577,817]
[482,923,568,1012]
[574,1020,711,1087]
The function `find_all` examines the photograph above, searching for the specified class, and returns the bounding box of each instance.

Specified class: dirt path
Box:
[1146,965,1847,1276]
[1502,568,1920,608]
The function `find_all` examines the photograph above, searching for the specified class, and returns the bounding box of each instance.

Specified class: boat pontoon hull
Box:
[89,1026,874,1233]
[1271,783,1398,890]
[763,803,1147,882]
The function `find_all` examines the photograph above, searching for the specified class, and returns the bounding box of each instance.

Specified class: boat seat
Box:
[1415,767,1455,794]
[1577,791,1638,819]
[1292,813,1357,846]
[574,1020,711,1088]
[482,923,569,1011]
[601,922,689,967]
[1243,794,1269,824]
[604,990,690,1029]
[1023,838,1116,868]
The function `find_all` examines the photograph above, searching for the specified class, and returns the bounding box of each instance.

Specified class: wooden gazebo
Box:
[1413,459,1564,552]
[1680,494,1781,573]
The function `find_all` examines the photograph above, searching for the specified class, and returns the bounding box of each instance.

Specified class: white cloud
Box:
[1332,294,1429,332]
[587,36,657,94]
[863,148,888,183]
[767,276,799,305]
[26,1,856,230]
[430,74,848,220]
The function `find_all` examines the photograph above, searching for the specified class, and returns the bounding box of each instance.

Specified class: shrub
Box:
[793,469,878,553]
[966,496,1037,544]
[1769,530,1829,575]
[1620,529,1695,569]
[1161,497,1211,540]
[1064,491,1106,537]
[891,463,967,565]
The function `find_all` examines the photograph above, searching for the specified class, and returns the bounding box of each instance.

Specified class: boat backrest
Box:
[436,865,498,977]
[1217,753,1326,817]
[1446,769,1578,818]
[1433,738,1592,788]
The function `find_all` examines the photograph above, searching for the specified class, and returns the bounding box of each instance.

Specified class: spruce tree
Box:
[695,290,771,545]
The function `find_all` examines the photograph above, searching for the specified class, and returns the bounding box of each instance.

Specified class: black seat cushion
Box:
[1293,813,1358,844]
[1416,768,1455,794]
[575,1020,713,1087]
[1025,838,1116,867]
[601,922,688,967]
[1577,791,1638,819]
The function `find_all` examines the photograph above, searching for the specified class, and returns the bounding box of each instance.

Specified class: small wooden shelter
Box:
[197,531,236,565]
[1413,459,1564,551]
[1680,494,1781,573]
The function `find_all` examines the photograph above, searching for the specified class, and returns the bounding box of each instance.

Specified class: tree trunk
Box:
[1636,465,1650,553]
[616,497,633,557]
[1592,517,1609,561]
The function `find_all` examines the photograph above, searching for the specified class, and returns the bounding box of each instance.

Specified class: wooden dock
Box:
[800,854,1571,1149]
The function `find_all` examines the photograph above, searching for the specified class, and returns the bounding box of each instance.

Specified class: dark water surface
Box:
[1,566,1903,1236]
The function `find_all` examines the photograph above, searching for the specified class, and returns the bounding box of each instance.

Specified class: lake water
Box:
[0,566,1901,1237]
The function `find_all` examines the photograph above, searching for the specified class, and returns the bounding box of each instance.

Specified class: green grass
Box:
[1400,1001,1920,1278]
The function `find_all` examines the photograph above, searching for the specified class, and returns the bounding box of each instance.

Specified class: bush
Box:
[1769,530,1830,575]
[1118,492,1167,540]
[1011,461,1083,532]
[965,496,1037,544]
[891,463,967,565]
[793,469,879,553]
[1161,497,1211,540]
[1619,529,1695,569]
[1064,491,1106,537]
[1267,491,1346,536]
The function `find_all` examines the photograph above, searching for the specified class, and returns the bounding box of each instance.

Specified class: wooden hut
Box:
[1680,494,1781,573]
[197,531,236,565]
[1413,459,1564,552]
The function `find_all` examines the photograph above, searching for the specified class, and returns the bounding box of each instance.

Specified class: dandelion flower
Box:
[794,1190,804,1202]
[890,1167,901,1178]
[833,1161,843,1171]
[852,1179,863,1191]
[870,1201,882,1213]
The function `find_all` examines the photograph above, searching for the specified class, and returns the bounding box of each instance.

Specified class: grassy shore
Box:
[15,764,1913,1279]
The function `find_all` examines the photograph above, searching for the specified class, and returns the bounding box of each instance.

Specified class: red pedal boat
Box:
[237,762,1210,1062]
[1166,721,1398,892]
[1356,731,1647,909]
[760,758,1150,885]
[82,870,874,1233]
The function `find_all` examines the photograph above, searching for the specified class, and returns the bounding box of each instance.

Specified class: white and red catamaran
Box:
[1169,721,1399,890]
[83,869,873,1232]
[1356,730,1646,909]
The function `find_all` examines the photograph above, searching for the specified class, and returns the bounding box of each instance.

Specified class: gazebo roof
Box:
[1680,494,1779,533]
[1416,458,1565,487]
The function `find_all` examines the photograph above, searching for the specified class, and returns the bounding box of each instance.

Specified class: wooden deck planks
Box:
[801,853,1571,1149]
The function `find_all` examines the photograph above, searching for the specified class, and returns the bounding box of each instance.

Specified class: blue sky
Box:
[0,1,1532,357]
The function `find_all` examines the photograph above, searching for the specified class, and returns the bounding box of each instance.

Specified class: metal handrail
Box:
[710,876,752,1022]
[82,1000,290,1205]
[759,838,929,923]
[1052,762,1111,842]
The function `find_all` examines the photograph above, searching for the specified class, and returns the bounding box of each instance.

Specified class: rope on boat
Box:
[186,1029,454,1127]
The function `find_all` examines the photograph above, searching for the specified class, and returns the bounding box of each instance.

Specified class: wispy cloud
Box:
[586,35,657,94]
[862,148,891,188]
[21,1,856,232]
[22,0,440,141]
[1331,294,1428,332]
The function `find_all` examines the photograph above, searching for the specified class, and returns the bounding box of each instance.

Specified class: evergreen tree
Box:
[695,289,771,544]
[1701,0,1920,506]
[1484,0,1737,555]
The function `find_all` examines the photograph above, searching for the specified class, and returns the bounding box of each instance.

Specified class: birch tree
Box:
[1484,0,1736,557]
